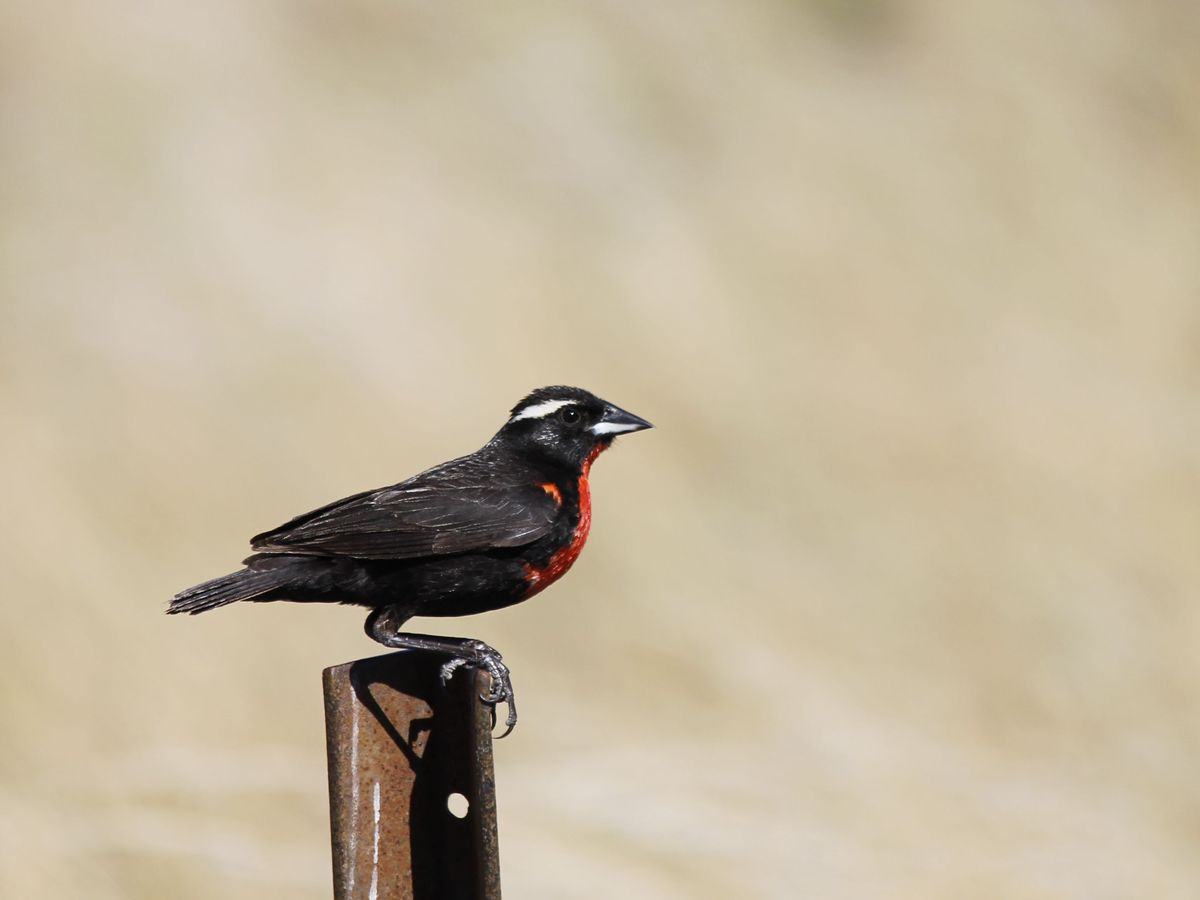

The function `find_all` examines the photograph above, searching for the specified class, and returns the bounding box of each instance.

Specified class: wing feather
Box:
[250,457,558,560]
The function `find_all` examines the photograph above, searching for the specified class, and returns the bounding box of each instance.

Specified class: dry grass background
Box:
[3,1,1199,897]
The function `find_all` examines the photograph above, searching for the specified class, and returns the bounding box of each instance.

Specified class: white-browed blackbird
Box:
[169,385,653,735]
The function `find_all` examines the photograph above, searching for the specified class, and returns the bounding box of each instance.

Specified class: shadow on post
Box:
[324,649,501,899]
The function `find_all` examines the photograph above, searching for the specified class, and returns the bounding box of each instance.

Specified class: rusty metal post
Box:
[324,650,501,899]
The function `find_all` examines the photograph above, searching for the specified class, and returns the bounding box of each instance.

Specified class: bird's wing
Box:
[250,462,559,560]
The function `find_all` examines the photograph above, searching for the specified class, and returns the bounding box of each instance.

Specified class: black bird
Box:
[169,386,653,735]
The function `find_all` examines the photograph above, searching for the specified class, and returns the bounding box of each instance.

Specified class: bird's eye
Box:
[558,407,581,425]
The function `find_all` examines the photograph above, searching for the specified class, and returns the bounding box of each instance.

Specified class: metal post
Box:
[324,650,502,899]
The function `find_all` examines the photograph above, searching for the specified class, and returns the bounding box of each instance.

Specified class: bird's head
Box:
[496,385,653,473]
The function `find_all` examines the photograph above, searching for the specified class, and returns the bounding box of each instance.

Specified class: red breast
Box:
[521,445,603,597]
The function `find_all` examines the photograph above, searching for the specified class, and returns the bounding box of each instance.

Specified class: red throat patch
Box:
[521,444,607,597]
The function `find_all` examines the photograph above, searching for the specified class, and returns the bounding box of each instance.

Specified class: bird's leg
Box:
[365,609,518,738]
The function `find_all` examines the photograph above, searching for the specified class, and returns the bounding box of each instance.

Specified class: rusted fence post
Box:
[324,650,502,899]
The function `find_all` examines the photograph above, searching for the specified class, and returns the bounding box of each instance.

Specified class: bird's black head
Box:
[495,385,653,473]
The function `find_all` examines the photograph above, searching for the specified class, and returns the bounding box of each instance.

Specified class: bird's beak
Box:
[590,404,654,436]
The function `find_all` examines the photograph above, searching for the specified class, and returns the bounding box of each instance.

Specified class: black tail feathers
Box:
[168,567,283,615]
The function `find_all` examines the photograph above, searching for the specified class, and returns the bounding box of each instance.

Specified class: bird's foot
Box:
[440,640,518,739]
[364,614,520,738]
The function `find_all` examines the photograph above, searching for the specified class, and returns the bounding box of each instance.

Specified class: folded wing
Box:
[250,465,558,560]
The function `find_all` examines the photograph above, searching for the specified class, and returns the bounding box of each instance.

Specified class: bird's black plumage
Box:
[250,455,561,559]
[168,385,653,734]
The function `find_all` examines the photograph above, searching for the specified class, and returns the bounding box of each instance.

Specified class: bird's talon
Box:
[440,657,468,685]
[495,707,517,740]
[427,639,518,736]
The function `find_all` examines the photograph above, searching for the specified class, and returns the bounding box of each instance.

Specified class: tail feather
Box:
[168,568,283,615]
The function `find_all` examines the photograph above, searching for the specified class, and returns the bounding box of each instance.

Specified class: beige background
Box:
[3,2,1199,898]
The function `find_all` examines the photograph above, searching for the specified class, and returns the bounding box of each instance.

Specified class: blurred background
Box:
[3,1,1199,897]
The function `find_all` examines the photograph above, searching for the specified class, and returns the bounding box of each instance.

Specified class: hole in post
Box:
[447,792,470,819]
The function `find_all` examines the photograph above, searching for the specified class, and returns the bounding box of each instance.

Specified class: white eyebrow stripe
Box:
[511,398,575,421]
[590,421,643,435]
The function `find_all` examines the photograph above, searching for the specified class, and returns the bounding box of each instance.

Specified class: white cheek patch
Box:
[511,398,575,422]
[590,421,643,436]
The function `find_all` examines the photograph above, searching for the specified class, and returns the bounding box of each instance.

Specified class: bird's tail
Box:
[168,567,284,615]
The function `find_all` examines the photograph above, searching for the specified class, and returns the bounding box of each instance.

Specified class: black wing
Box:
[250,458,558,560]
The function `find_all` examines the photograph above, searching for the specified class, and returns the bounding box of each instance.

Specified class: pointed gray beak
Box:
[590,403,654,436]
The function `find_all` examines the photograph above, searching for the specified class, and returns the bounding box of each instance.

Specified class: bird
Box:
[168,385,653,736]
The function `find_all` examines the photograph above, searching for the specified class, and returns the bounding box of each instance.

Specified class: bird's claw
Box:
[439,656,469,683]
[439,640,518,738]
